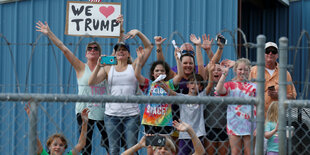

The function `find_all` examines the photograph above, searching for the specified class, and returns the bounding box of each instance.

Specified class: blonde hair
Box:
[232,58,251,80]
[153,136,176,154]
[266,101,278,123]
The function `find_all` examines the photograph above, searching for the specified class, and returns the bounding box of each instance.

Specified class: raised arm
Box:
[172,47,184,86]
[88,56,109,86]
[211,35,225,63]
[134,46,147,85]
[117,14,125,43]
[126,29,153,67]
[203,35,225,75]
[205,61,215,95]
[154,36,166,61]
[35,21,84,76]
[173,120,205,155]
[72,108,89,155]
[122,136,148,155]
[215,66,229,95]
[220,59,235,68]
[201,34,214,61]
[24,103,43,155]
[190,34,204,79]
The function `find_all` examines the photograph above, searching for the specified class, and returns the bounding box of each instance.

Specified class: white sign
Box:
[65,1,121,38]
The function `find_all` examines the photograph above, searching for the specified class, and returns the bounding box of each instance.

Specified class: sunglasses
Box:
[87,46,99,51]
[265,49,277,54]
[181,50,195,56]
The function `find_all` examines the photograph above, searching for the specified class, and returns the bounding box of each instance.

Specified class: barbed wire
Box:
[1,29,310,99]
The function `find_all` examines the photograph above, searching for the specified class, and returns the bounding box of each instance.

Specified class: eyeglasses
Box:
[87,46,99,51]
[265,49,277,54]
[181,50,195,56]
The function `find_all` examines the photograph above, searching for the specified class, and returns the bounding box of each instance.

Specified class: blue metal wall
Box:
[0,0,238,154]
[288,0,310,99]
[241,0,310,99]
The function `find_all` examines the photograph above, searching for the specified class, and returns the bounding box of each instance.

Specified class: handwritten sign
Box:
[65,1,121,38]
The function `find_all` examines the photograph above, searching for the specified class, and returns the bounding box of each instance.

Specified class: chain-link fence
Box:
[1,31,310,155]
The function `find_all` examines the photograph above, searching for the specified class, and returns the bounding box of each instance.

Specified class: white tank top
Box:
[105,64,139,116]
[76,64,106,120]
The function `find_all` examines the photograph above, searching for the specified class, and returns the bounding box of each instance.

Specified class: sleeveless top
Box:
[105,64,139,116]
[75,64,106,120]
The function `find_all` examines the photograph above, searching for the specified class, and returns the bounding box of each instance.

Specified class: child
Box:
[134,46,183,134]
[264,101,279,155]
[25,103,89,155]
[158,63,214,155]
[216,58,256,155]
[204,62,229,155]
[121,120,205,155]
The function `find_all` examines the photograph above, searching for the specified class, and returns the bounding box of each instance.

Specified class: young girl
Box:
[216,58,256,155]
[134,46,183,134]
[204,63,229,155]
[25,103,89,155]
[122,120,205,155]
[264,101,279,155]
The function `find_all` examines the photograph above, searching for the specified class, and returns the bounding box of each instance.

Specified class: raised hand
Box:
[81,108,89,123]
[97,55,107,67]
[216,34,225,49]
[220,59,235,68]
[174,47,181,61]
[221,65,229,77]
[136,46,144,61]
[201,34,213,51]
[190,34,201,45]
[154,36,167,46]
[173,120,190,132]
[116,14,124,25]
[35,21,50,35]
[125,29,140,39]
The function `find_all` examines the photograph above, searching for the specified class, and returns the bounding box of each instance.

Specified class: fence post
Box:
[29,101,38,155]
[278,37,288,155]
[255,35,266,155]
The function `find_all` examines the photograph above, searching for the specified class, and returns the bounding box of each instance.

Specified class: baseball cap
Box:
[265,42,278,50]
[114,42,130,53]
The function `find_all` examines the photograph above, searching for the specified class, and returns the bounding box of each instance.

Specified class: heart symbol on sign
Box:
[99,6,115,18]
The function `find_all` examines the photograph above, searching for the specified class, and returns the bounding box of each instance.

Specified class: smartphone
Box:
[145,135,166,147]
[268,86,275,91]
[216,35,227,45]
[100,56,117,65]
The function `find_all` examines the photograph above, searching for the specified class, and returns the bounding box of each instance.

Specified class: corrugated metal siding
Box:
[288,0,310,99]
[0,0,237,154]
[241,0,309,100]
[241,1,290,60]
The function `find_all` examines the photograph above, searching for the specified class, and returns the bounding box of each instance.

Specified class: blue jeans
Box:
[104,115,140,155]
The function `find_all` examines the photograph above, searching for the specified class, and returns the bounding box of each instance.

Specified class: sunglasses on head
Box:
[87,46,99,51]
[181,50,194,56]
[265,49,277,54]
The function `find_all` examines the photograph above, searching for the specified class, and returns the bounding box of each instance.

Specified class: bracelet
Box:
[156,49,161,53]
[219,47,224,50]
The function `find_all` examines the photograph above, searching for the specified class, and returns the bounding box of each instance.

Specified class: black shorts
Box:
[205,127,229,142]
